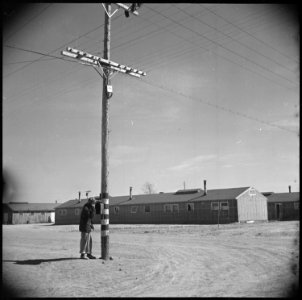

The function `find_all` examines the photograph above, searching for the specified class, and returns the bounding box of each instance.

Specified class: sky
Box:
[2,3,299,204]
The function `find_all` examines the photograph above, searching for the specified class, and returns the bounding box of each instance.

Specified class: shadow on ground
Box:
[3,258,79,265]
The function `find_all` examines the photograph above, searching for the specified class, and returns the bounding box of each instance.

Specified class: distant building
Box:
[266,192,299,221]
[55,185,268,225]
[3,202,60,224]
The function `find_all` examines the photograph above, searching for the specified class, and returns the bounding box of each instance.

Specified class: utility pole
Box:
[86,190,91,199]
[101,3,111,261]
[61,3,145,260]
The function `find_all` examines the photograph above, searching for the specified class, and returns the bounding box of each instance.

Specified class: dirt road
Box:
[2,221,299,297]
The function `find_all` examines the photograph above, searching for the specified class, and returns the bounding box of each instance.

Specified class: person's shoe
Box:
[80,253,88,260]
[87,254,96,259]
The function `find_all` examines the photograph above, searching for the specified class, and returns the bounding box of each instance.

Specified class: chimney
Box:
[289,185,291,193]
[79,191,81,201]
[203,180,207,195]
[129,186,133,200]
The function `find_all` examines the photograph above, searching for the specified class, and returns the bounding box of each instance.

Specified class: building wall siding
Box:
[11,212,53,224]
[55,208,81,225]
[268,202,299,221]
[237,189,268,222]
[55,207,102,225]
[109,199,238,225]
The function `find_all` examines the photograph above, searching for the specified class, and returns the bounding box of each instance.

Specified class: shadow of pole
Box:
[3,257,81,265]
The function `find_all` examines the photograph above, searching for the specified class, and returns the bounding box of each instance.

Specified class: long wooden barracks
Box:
[3,202,58,224]
[55,182,272,225]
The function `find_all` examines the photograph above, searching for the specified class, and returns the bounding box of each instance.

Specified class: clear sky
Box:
[3,3,299,204]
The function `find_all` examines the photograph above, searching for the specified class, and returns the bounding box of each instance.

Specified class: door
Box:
[3,213,8,224]
[275,203,282,220]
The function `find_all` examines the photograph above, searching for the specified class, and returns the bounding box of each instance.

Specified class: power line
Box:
[111,5,277,73]
[3,45,77,64]
[142,47,200,73]
[138,77,299,136]
[174,4,296,74]
[200,4,298,64]
[137,5,296,90]
[145,5,297,87]
[66,6,202,67]
[3,57,57,65]
[3,46,85,102]
[3,42,298,137]
[110,5,173,45]
[134,42,198,71]
[3,12,119,78]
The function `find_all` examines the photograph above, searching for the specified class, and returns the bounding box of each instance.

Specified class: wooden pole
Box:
[101,3,111,260]
[217,201,220,229]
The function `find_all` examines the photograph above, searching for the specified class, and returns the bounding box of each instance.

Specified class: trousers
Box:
[79,232,92,254]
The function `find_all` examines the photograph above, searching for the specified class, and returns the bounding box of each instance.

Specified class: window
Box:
[187,203,194,212]
[172,204,179,212]
[144,205,151,213]
[164,204,172,212]
[211,202,219,210]
[131,206,138,213]
[164,204,178,213]
[114,206,119,214]
[294,202,299,210]
[75,208,80,216]
[59,209,67,216]
[220,202,229,210]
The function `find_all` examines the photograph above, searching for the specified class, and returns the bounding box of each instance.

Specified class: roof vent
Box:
[129,186,133,200]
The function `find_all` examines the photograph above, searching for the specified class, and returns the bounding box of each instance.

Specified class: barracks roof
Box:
[267,192,299,203]
[57,187,252,208]
[4,202,59,212]
[119,187,250,205]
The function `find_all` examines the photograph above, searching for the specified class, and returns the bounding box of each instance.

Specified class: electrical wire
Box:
[129,6,297,90]
[3,11,122,79]
[145,5,298,87]
[3,3,299,136]
[174,4,296,74]
[4,45,76,63]
[136,77,299,136]
[3,46,84,102]
[3,57,57,65]
[200,4,298,63]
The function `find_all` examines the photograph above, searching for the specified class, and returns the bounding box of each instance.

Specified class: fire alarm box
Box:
[95,201,101,215]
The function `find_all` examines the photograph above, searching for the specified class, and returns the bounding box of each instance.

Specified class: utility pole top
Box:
[115,3,142,17]
[101,3,142,18]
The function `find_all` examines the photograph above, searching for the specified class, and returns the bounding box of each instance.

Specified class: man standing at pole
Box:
[61,3,145,260]
[79,197,97,259]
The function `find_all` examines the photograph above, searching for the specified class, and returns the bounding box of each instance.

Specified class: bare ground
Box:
[2,221,299,298]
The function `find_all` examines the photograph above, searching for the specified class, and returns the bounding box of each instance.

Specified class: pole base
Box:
[101,235,109,260]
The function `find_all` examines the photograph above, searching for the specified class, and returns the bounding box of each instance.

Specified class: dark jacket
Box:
[79,203,95,233]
